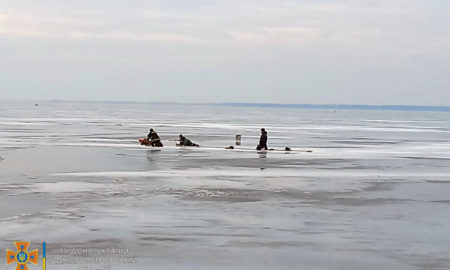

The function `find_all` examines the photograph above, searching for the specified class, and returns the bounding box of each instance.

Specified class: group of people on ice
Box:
[141,129,200,147]
[141,128,268,150]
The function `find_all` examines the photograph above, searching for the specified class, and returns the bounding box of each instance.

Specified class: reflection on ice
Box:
[50,169,450,179]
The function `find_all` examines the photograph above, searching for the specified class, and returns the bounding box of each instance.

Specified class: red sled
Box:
[139,138,150,146]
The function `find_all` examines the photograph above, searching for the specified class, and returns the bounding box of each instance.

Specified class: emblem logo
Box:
[6,241,38,270]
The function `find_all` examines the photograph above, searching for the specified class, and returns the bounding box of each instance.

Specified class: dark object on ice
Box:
[256,128,268,150]
[146,128,163,147]
[306,150,313,153]
[226,146,234,149]
[235,134,241,145]
[285,147,291,151]
[178,134,199,147]
[35,103,39,106]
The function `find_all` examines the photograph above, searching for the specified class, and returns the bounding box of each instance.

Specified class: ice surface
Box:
[0,101,449,269]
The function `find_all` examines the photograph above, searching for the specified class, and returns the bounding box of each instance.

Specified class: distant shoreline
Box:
[3,100,450,112]
[221,103,450,112]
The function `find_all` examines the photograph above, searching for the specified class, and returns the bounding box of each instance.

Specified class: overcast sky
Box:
[0,0,449,105]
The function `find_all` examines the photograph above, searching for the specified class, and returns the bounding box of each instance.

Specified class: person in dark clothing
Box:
[177,134,199,147]
[257,128,268,150]
[147,128,163,147]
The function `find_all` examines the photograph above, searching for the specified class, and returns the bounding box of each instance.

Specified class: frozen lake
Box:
[0,101,449,269]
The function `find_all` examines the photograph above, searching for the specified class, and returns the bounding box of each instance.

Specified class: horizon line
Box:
[2,99,450,112]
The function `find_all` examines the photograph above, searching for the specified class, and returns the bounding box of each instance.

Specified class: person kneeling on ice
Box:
[257,128,268,150]
[177,134,199,147]
[147,128,163,147]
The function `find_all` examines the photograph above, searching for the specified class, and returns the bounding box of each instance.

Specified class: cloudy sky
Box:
[0,0,449,105]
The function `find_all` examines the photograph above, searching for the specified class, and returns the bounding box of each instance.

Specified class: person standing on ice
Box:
[257,128,268,150]
[147,128,163,147]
